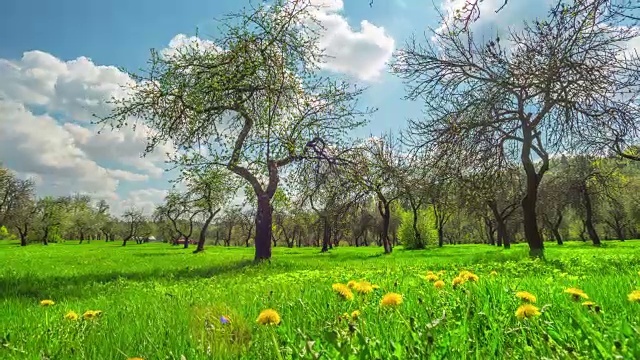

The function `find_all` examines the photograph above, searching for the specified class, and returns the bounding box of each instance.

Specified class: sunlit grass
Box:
[1,241,639,359]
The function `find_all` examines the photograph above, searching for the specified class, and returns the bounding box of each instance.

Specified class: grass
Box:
[1,241,640,359]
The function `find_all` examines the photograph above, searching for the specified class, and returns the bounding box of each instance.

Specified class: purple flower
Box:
[220,315,230,324]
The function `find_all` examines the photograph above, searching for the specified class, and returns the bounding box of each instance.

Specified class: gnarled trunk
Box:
[254,194,273,261]
[194,208,219,253]
[582,187,600,246]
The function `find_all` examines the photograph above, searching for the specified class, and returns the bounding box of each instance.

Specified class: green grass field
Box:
[1,241,640,359]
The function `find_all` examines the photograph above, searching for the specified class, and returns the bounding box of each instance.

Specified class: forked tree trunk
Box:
[254,194,273,261]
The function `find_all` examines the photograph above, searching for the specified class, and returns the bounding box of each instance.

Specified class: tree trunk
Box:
[582,188,601,246]
[194,209,219,254]
[227,223,233,247]
[521,172,544,257]
[437,227,444,247]
[42,227,49,245]
[321,216,330,253]
[245,226,252,247]
[411,203,423,249]
[254,194,273,261]
[381,202,392,254]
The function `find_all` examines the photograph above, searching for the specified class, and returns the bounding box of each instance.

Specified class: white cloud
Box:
[306,0,395,81]
[116,188,168,215]
[0,50,170,212]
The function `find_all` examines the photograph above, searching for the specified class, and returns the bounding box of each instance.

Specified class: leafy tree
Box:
[121,207,150,246]
[35,196,70,245]
[393,0,640,256]
[98,0,370,261]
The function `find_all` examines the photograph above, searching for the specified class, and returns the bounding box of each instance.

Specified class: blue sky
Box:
[0,0,544,214]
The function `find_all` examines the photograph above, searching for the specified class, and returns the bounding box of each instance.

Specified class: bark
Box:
[245,226,252,247]
[321,216,331,252]
[379,200,392,254]
[194,208,220,253]
[411,201,423,249]
[42,227,49,245]
[582,187,601,246]
[254,194,273,261]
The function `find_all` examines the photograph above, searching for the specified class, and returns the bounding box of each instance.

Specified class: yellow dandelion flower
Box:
[515,291,537,303]
[353,281,374,294]
[332,283,354,300]
[347,280,357,288]
[341,312,350,320]
[581,301,596,309]
[425,274,439,282]
[256,309,281,325]
[515,304,541,319]
[628,290,640,302]
[127,358,145,360]
[490,270,498,276]
[380,292,403,307]
[564,288,588,301]
[426,271,434,275]
[463,272,479,282]
[82,310,102,320]
[351,310,361,319]
[452,276,465,287]
[40,299,55,306]
[434,280,445,289]
[64,311,78,321]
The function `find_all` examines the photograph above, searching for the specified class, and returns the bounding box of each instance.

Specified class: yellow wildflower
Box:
[462,272,479,282]
[564,288,588,301]
[452,276,465,287]
[425,274,439,282]
[346,280,357,289]
[127,358,145,360]
[434,280,445,289]
[351,310,361,319]
[82,310,102,320]
[256,309,281,325]
[353,281,374,294]
[380,293,403,307]
[426,271,434,275]
[40,299,55,306]
[332,283,354,300]
[515,304,541,319]
[64,311,78,321]
[628,290,640,302]
[581,301,596,309]
[515,291,537,303]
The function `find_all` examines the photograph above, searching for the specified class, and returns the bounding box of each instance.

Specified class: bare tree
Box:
[393,0,640,256]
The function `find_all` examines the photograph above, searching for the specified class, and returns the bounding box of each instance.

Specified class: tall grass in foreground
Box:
[1,241,639,359]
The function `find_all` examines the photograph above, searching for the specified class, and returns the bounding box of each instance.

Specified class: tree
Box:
[347,134,404,254]
[156,192,202,248]
[98,0,370,261]
[180,167,237,253]
[393,0,640,257]
[5,179,36,246]
[121,208,149,246]
[35,196,70,245]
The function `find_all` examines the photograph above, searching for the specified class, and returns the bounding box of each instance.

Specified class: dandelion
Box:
[332,283,354,300]
[490,270,498,276]
[564,288,588,301]
[628,290,640,302]
[40,299,55,306]
[425,274,439,282]
[347,280,357,289]
[82,310,102,320]
[351,310,361,319]
[380,293,403,307]
[434,280,445,289]
[515,304,541,319]
[581,301,595,309]
[353,281,374,294]
[220,315,230,324]
[64,311,79,321]
[127,358,144,360]
[515,291,537,303]
[452,276,465,287]
[462,272,479,282]
[256,309,281,325]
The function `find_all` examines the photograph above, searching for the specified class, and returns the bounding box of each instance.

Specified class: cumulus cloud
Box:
[0,50,170,212]
[307,0,395,81]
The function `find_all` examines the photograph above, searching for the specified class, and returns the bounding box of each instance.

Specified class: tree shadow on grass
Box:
[0,259,256,301]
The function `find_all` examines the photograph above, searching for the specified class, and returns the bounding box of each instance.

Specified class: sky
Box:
[0,0,553,215]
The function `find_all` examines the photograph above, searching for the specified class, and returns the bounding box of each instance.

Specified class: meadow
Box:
[1,241,640,360]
